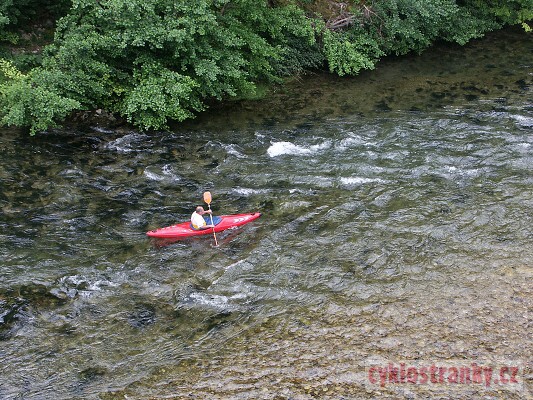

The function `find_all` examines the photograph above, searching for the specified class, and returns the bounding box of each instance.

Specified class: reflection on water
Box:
[0,27,531,399]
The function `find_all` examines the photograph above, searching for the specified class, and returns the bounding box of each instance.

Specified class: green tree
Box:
[2,0,317,133]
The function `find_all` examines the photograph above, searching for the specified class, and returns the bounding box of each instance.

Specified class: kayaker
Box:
[191,206,215,230]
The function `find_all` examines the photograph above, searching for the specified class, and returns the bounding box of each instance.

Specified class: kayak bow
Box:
[146,212,261,239]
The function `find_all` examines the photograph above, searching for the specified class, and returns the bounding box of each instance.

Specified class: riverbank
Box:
[2,0,531,134]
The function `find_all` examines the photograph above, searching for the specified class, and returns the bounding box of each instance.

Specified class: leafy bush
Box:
[0,59,80,134]
[316,0,530,77]
[463,0,533,27]
[2,0,317,133]
[321,27,384,76]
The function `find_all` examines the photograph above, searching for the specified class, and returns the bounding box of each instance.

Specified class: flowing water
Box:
[0,27,532,399]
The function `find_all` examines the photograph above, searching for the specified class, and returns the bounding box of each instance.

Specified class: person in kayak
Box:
[191,206,215,230]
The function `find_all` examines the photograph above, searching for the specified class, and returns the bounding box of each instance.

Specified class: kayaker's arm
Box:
[198,209,213,228]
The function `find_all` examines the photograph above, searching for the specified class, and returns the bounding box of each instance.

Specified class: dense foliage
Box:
[0,0,531,134]
[1,0,71,32]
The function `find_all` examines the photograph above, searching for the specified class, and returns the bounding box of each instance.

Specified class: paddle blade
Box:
[203,191,212,204]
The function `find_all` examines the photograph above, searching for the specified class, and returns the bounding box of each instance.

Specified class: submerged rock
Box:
[0,298,28,340]
[0,282,75,340]
[128,303,156,328]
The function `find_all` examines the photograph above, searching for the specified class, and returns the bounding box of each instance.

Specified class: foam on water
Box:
[104,133,150,153]
[339,177,387,186]
[231,187,270,196]
[511,114,533,128]
[53,274,120,299]
[143,170,165,181]
[143,165,181,182]
[224,144,247,158]
[443,165,481,177]
[337,134,377,150]
[267,141,330,157]
[182,292,236,311]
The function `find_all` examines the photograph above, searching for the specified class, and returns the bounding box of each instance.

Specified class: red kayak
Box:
[146,212,261,239]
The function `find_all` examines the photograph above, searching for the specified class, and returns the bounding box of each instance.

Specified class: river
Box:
[0,26,531,399]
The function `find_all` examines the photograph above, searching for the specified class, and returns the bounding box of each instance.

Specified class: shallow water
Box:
[0,27,532,399]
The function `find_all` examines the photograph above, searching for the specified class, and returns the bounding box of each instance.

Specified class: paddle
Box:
[203,191,219,246]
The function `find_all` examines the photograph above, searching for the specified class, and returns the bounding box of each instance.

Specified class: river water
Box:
[0,27,531,399]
